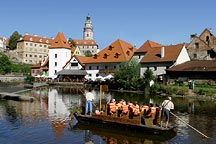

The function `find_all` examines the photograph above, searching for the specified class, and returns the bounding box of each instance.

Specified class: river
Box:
[0,85,215,144]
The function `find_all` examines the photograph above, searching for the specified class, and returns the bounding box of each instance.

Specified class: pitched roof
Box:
[73,39,98,45]
[63,55,89,68]
[135,40,162,53]
[84,39,136,64]
[167,60,216,72]
[17,34,53,44]
[49,32,71,49]
[140,43,185,63]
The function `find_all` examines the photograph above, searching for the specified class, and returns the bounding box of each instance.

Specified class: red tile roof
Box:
[135,40,162,53]
[18,34,53,44]
[167,60,216,72]
[63,55,90,68]
[49,32,71,49]
[140,43,185,63]
[84,39,136,64]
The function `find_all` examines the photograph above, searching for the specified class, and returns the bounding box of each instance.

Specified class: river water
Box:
[0,86,215,144]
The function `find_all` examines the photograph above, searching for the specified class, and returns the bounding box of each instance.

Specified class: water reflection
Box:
[0,86,215,144]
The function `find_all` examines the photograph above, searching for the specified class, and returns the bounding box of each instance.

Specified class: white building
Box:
[48,32,71,79]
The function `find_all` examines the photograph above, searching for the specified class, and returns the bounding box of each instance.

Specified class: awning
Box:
[56,69,87,76]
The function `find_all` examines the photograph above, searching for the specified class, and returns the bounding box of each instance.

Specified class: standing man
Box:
[160,96,174,128]
[85,88,94,115]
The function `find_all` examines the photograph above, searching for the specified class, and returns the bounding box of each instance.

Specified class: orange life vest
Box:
[121,104,128,113]
[109,102,116,113]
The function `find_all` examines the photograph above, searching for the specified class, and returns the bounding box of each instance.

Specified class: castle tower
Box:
[83,15,93,40]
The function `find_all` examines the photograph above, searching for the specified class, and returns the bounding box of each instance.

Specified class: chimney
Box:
[161,47,164,58]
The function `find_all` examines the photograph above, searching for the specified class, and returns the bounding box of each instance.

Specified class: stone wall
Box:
[0,75,25,82]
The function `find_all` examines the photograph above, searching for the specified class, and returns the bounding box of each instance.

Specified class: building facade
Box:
[16,33,53,64]
[0,37,8,51]
[48,32,71,79]
[187,28,216,60]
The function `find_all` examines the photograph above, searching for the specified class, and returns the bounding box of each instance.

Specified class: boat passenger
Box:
[133,102,140,116]
[121,101,129,116]
[128,102,134,119]
[141,103,153,125]
[116,100,123,117]
[108,99,116,115]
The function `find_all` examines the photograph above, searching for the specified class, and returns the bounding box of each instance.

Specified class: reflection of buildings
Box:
[48,88,81,118]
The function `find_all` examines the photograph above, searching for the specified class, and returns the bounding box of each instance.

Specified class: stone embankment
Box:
[0,75,25,82]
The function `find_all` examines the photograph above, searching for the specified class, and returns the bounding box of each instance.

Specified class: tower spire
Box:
[83,14,93,40]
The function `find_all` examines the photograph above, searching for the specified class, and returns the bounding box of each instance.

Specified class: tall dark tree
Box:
[8,31,22,50]
[0,52,11,74]
[68,38,77,47]
[85,50,93,57]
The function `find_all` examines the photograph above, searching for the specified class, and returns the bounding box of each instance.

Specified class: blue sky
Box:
[1,0,216,49]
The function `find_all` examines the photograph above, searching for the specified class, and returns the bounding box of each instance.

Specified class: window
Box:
[89,66,92,70]
[55,62,57,66]
[154,66,157,71]
[54,70,57,74]
[97,66,99,70]
[55,54,57,58]
[195,43,199,48]
[30,55,32,57]
[105,66,108,69]
[193,53,197,59]
[114,66,116,69]
[71,63,78,67]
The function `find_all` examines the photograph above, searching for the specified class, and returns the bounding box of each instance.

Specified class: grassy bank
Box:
[150,83,216,97]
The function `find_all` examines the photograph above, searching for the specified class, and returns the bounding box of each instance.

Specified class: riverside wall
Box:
[0,75,25,82]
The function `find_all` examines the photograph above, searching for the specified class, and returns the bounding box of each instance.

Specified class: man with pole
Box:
[160,96,174,128]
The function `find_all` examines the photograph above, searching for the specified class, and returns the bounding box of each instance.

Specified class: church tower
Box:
[83,15,93,40]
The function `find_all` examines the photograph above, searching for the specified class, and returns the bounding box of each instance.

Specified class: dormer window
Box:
[129,47,133,51]
[46,40,49,43]
[93,54,99,59]
[30,37,33,41]
[114,53,120,58]
[39,39,42,42]
[103,53,109,59]
[126,50,130,56]
[108,45,114,50]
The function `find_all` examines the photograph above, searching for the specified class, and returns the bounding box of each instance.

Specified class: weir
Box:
[0,92,34,101]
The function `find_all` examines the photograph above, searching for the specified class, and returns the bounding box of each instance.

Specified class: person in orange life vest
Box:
[133,101,140,116]
[85,88,94,115]
[160,96,174,128]
[141,103,153,125]
[108,99,116,115]
[121,101,129,115]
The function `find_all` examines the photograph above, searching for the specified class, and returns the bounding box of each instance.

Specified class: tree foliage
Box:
[85,50,93,57]
[68,38,77,47]
[114,58,145,90]
[143,68,154,88]
[0,52,11,74]
[0,52,31,75]
[8,31,22,50]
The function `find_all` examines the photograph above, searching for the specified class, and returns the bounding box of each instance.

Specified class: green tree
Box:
[143,69,155,92]
[0,52,11,74]
[114,58,143,90]
[68,38,77,47]
[8,31,22,50]
[85,50,93,57]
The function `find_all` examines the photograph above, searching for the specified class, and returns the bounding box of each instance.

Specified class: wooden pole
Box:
[100,85,102,111]
[170,111,209,139]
